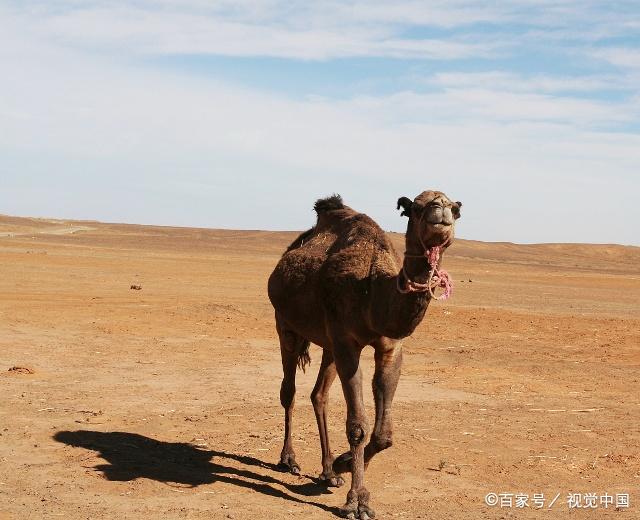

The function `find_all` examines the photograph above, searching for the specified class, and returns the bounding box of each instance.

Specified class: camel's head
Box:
[397,190,461,249]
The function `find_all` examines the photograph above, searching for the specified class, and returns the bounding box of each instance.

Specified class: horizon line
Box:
[1,211,638,249]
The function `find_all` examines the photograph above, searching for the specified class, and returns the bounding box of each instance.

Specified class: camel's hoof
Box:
[332,451,352,475]
[340,504,375,519]
[277,461,301,475]
[278,455,300,475]
[319,471,345,487]
[339,489,375,519]
[357,503,375,519]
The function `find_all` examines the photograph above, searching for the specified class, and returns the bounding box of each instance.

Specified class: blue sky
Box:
[1,1,639,244]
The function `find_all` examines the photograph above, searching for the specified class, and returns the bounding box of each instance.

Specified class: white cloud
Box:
[343,86,637,130]
[593,48,640,70]
[340,1,511,28]
[2,1,636,63]
[429,71,625,93]
[0,3,503,61]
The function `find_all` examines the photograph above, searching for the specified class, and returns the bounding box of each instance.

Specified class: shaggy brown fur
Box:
[268,190,461,518]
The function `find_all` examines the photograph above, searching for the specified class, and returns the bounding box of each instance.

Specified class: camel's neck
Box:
[371,230,435,339]
[402,230,432,283]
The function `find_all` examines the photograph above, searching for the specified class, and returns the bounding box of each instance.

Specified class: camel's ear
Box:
[396,197,413,217]
[452,201,462,219]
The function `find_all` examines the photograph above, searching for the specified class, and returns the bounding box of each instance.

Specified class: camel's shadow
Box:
[53,430,339,515]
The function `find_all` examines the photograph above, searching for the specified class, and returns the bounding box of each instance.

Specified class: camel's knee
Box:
[346,420,368,447]
[280,379,295,408]
[310,389,326,410]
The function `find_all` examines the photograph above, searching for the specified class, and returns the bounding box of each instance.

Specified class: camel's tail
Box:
[297,340,311,372]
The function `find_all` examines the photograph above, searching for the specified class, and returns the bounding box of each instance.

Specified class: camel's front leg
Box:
[333,342,374,519]
[365,339,402,466]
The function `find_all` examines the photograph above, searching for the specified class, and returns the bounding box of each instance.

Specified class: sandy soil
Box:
[1,214,639,519]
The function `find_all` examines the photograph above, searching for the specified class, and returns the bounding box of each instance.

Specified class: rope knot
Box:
[397,245,453,300]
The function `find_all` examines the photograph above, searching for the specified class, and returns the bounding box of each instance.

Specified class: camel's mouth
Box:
[423,222,455,250]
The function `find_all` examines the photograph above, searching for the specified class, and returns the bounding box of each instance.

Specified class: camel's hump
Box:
[314,194,344,214]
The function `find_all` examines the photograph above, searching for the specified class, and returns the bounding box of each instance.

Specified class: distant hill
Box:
[2,214,638,274]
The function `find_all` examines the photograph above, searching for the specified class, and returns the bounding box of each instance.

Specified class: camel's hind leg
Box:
[276,319,306,475]
[311,348,344,487]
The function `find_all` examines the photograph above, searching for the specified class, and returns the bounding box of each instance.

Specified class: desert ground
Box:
[1,214,639,519]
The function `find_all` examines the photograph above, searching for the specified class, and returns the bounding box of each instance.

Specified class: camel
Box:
[267,190,461,518]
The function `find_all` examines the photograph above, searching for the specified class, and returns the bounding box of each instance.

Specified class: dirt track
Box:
[1,215,639,519]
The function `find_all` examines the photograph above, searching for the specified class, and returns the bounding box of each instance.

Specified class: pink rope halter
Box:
[397,246,453,300]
